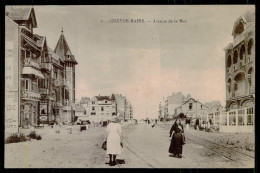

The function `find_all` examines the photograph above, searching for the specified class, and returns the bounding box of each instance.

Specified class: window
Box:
[105,101,107,103]
[248,39,253,55]
[92,101,95,104]
[25,79,30,91]
[92,106,95,111]
[238,109,245,125]
[201,105,203,109]
[233,51,238,64]
[222,113,227,126]
[189,103,193,110]
[91,112,96,115]
[101,106,104,111]
[229,111,236,126]
[247,107,254,125]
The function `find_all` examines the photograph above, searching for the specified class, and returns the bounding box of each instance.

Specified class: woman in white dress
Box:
[106,116,122,166]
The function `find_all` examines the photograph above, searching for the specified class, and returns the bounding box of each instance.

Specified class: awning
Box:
[22,67,44,78]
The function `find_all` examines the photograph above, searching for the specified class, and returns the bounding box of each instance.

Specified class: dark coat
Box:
[169,123,184,155]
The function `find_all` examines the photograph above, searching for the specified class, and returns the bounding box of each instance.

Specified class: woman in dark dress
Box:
[168,118,184,158]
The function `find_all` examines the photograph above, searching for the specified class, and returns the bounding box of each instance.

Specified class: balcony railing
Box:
[248,55,254,63]
[54,79,64,86]
[41,63,52,71]
[54,102,63,107]
[249,86,254,94]
[24,58,41,69]
[239,60,246,68]
[39,88,49,95]
[31,83,39,93]
[233,64,239,71]
[21,89,41,100]
[227,67,232,74]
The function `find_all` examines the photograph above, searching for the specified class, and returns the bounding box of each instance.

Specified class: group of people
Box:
[104,116,186,167]
[194,118,214,131]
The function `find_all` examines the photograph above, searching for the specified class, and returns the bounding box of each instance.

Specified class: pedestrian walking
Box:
[168,118,185,158]
[106,116,123,166]
[195,118,199,131]
[185,118,190,131]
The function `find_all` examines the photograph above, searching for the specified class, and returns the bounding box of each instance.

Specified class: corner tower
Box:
[54,30,78,105]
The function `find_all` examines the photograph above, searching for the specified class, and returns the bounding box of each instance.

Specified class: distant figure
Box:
[168,118,185,158]
[185,118,190,131]
[195,118,199,131]
[209,119,212,125]
[106,116,123,166]
[155,119,158,124]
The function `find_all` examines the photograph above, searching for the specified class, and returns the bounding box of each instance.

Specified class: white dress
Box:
[106,122,122,155]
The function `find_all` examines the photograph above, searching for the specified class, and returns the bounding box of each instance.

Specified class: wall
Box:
[5,16,20,134]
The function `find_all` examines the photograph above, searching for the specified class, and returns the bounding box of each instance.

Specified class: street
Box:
[5,122,254,168]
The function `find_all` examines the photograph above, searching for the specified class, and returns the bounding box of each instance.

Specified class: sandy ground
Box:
[4,122,255,168]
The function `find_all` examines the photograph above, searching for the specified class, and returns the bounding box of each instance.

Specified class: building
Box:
[114,94,126,118]
[164,92,186,118]
[125,100,133,120]
[222,9,255,132]
[175,97,209,120]
[54,30,78,123]
[6,7,43,128]
[87,95,116,122]
[48,47,65,123]
[5,6,78,128]
[80,97,90,115]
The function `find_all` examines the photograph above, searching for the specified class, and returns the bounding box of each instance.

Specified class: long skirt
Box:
[107,132,121,155]
[168,133,183,155]
[186,124,190,131]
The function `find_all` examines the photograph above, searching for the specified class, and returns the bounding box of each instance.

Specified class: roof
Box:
[177,97,209,109]
[95,96,111,101]
[75,106,85,112]
[48,47,63,62]
[35,35,45,48]
[6,6,37,28]
[80,97,90,104]
[232,10,255,36]
[54,32,78,64]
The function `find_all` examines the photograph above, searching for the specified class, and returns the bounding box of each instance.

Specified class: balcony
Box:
[24,58,41,69]
[54,79,64,86]
[21,89,41,100]
[54,102,63,107]
[227,67,232,74]
[41,63,52,71]
[248,55,254,63]
[249,86,254,94]
[233,64,239,71]
[239,61,246,68]
[39,88,49,95]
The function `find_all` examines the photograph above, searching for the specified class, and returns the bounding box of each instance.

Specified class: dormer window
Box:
[234,20,245,38]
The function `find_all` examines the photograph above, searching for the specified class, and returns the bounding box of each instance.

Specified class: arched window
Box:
[227,78,232,93]
[234,21,244,38]
[248,39,254,55]
[227,55,232,67]
[233,50,238,64]
[248,67,254,87]
[240,45,245,61]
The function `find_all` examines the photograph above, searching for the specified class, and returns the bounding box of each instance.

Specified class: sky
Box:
[19,5,254,119]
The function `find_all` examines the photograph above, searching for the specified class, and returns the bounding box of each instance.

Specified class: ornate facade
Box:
[224,10,255,111]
